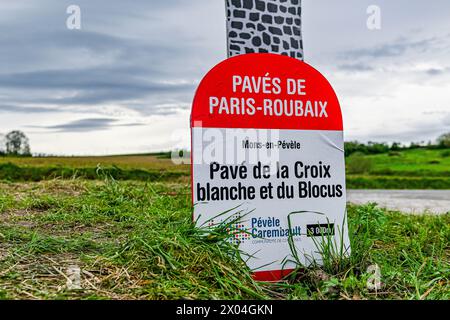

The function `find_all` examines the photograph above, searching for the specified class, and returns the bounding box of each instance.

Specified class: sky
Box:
[0,0,449,155]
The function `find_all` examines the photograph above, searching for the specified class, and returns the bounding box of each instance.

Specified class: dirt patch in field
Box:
[0,209,40,227]
[0,180,90,201]
[0,212,123,247]
[0,180,98,229]
[35,222,127,244]
[0,251,146,299]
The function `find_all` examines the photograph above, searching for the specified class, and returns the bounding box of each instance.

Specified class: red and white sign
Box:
[191,53,350,281]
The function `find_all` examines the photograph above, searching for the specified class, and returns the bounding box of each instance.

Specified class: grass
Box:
[345,148,450,189]
[346,175,450,189]
[0,162,189,183]
[0,179,448,300]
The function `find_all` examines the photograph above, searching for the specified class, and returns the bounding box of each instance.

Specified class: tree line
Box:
[344,132,450,157]
[1,130,449,158]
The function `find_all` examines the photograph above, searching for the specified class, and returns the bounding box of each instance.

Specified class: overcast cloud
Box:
[0,0,449,155]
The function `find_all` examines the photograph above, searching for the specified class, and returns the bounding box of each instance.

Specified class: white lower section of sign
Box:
[192,127,350,272]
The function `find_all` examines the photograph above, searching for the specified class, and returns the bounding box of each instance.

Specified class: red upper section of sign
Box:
[191,53,343,131]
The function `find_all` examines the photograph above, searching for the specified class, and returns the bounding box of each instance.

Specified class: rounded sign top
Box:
[192,53,343,131]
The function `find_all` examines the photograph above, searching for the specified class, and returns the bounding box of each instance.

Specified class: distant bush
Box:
[438,132,450,148]
[346,153,373,174]
[154,152,172,159]
[441,150,450,158]
[155,150,191,160]
[390,142,401,151]
[388,151,401,157]
[437,133,450,148]
[344,141,391,157]
[366,141,390,154]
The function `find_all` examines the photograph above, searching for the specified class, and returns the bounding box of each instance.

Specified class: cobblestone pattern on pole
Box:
[226,0,303,60]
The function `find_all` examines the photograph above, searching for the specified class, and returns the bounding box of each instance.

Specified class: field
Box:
[0,178,448,300]
[0,148,449,188]
[0,148,449,300]
[350,149,450,176]
[344,149,450,189]
[0,153,181,171]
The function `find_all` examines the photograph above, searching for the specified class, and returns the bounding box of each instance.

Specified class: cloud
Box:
[29,118,145,132]
[337,63,374,73]
[0,63,196,113]
[9,81,193,105]
[424,67,449,76]
[0,104,61,113]
[0,27,196,106]
[0,0,216,116]
[341,36,438,61]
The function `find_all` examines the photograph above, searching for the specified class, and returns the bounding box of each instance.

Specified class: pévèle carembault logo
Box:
[250,216,301,240]
[207,216,301,244]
